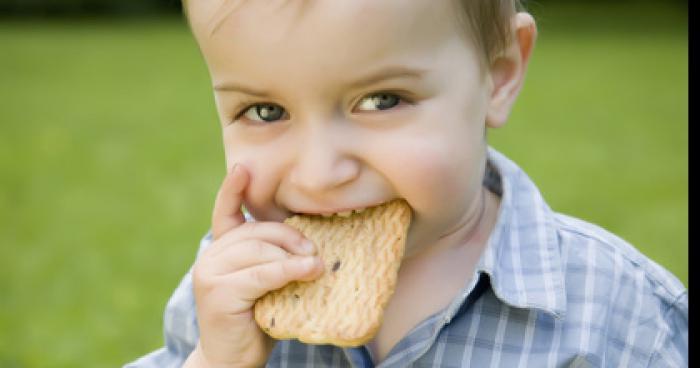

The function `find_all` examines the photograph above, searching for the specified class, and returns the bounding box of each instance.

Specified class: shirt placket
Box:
[373,273,490,368]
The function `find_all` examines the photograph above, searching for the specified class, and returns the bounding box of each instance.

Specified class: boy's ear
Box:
[486,12,537,128]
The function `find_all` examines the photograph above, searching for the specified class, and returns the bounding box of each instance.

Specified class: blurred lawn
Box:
[0,3,687,367]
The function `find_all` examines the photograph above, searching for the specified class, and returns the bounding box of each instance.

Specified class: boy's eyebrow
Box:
[346,65,428,89]
[213,66,427,95]
[213,82,270,97]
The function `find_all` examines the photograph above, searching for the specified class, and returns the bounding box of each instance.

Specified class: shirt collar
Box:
[473,147,567,318]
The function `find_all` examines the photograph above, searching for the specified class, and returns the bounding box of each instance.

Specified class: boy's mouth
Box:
[291,202,388,218]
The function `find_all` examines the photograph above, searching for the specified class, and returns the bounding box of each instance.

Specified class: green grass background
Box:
[0,3,687,367]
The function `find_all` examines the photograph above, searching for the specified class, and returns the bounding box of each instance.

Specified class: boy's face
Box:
[189,0,497,256]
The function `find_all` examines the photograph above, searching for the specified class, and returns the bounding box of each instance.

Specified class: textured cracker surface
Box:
[253,199,411,347]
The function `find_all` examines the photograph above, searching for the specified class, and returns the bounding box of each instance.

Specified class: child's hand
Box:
[184,165,324,368]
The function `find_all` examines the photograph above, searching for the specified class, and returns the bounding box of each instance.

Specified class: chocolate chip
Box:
[293,294,300,299]
[332,261,341,272]
[270,317,275,328]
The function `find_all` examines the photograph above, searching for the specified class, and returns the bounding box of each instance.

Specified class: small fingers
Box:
[211,164,250,240]
[231,256,325,301]
[207,239,291,275]
[211,221,316,258]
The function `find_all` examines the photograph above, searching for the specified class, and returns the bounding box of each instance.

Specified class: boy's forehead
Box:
[189,0,472,86]
[190,0,454,41]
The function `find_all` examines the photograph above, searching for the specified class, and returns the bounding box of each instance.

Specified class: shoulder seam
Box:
[552,214,684,301]
[553,214,626,250]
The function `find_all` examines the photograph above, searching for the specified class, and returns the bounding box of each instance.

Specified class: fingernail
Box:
[230,163,239,174]
[301,257,318,269]
[300,240,316,255]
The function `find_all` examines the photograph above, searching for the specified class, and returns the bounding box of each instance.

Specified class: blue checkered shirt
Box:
[126,148,687,367]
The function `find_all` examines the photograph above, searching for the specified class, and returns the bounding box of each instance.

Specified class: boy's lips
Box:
[290,200,393,218]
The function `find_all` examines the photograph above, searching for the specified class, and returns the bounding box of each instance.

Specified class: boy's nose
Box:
[289,129,360,193]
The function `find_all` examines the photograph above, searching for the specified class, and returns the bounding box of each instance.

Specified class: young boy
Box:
[128,0,687,366]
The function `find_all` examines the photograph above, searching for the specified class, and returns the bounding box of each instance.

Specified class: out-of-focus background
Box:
[0,0,687,366]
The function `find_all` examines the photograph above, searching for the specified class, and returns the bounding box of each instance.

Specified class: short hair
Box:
[182,0,525,64]
[455,0,525,63]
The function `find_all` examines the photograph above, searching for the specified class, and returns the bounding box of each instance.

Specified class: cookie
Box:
[253,199,411,346]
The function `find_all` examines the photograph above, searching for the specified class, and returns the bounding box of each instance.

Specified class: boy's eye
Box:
[356,93,401,112]
[242,103,288,123]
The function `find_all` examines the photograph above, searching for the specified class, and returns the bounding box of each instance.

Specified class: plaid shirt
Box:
[126,148,687,367]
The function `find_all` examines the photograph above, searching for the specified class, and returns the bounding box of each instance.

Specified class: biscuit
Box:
[253,199,411,346]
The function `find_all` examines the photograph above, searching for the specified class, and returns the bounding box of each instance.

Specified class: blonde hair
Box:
[455,0,525,63]
[181,0,524,63]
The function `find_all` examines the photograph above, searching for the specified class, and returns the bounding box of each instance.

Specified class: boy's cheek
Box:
[383,145,472,208]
